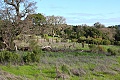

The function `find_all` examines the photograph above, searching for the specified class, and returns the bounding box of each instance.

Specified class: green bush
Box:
[88,44,96,52]
[88,44,96,49]
[88,44,106,53]
[29,36,42,54]
[22,52,40,63]
[55,38,59,43]
[102,40,111,45]
[61,64,70,75]
[0,51,19,64]
[115,41,120,46]
[71,39,78,42]
[117,49,120,55]
[43,34,49,42]
[78,37,86,43]
[107,48,117,56]
[0,50,41,65]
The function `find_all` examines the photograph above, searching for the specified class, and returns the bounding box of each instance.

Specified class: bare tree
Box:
[0,0,36,50]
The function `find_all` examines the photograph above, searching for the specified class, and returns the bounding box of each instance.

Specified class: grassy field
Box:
[0,50,120,80]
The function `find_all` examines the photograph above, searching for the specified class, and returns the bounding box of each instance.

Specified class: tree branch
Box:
[4,0,17,8]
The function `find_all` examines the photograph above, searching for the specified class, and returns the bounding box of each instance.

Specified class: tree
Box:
[31,13,46,26]
[46,15,66,36]
[0,0,36,50]
[94,22,105,28]
[24,13,46,35]
[115,30,120,41]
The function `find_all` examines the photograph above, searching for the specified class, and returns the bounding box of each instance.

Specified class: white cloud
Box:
[66,16,120,26]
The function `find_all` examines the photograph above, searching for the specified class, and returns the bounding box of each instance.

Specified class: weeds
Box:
[0,44,120,80]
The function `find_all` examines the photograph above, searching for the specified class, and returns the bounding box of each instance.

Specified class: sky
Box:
[34,0,120,26]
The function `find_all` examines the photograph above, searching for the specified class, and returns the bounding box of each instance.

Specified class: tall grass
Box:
[0,44,120,80]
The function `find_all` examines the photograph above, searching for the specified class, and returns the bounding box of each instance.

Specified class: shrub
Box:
[89,44,106,53]
[0,50,41,65]
[85,38,91,44]
[97,45,106,53]
[22,51,40,63]
[61,64,70,75]
[61,38,68,42]
[77,37,86,43]
[115,41,120,46]
[88,44,96,52]
[110,40,115,45]
[88,44,96,50]
[29,36,42,54]
[0,41,6,50]
[71,39,78,42]
[107,48,117,56]
[43,34,49,42]
[118,49,120,55]
[55,38,59,43]
[87,38,101,45]
[92,39,98,44]
[102,40,111,45]
[22,52,32,63]
[0,51,19,64]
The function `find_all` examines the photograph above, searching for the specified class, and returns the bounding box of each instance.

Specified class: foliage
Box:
[78,37,86,43]
[94,22,105,28]
[32,13,46,26]
[0,50,41,64]
[102,40,111,45]
[115,30,120,41]
[61,38,69,42]
[61,64,70,75]
[97,45,106,53]
[27,36,42,63]
[22,52,40,63]
[88,44,96,51]
[107,48,117,56]
[0,51,19,64]
[114,41,120,46]
[42,34,49,42]
[88,44,106,53]
[117,41,120,46]
[46,15,66,37]
[107,47,120,56]
[29,35,42,53]
[71,39,78,42]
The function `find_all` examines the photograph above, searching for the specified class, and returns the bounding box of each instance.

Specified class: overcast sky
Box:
[35,0,120,26]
